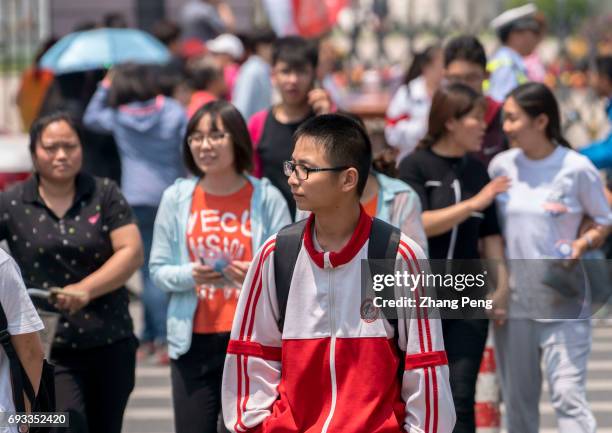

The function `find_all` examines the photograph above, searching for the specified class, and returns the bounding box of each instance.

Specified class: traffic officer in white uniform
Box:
[486,3,542,102]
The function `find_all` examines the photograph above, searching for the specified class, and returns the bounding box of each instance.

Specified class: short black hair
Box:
[595,56,612,82]
[239,29,276,55]
[152,20,181,46]
[29,112,83,154]
[73,21,97,32]
[153,63,185,97]
[183,100,253,176]
[188,59,222,91]
[103,12,128,28]
[294,114,372,196]
[444,35,487,69]
[272,36,318,70]
[107,63,157,107]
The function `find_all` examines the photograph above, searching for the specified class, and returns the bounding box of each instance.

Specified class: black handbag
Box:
[0,299,56,433]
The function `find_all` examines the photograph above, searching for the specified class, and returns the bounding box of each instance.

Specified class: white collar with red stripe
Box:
[303,206,372,269]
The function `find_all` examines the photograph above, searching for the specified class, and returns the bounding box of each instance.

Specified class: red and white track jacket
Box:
[222,210,455,433]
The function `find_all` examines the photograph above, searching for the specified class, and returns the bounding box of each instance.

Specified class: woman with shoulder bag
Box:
[489,82,611,433]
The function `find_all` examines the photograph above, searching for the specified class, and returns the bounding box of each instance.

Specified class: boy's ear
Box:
[340,167,359,194]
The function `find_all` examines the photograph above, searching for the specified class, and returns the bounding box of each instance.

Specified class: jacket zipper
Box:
[321,269,337,433]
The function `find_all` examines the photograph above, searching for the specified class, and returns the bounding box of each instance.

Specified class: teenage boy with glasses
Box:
[247,36,332,218]
[222,114,455,433]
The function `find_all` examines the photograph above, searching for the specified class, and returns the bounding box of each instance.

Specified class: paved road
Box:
[122,318,612,433]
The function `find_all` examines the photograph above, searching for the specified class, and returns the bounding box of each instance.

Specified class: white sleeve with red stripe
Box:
[397,235,456,433]
[384,85,427,158]
[222,236,281,433]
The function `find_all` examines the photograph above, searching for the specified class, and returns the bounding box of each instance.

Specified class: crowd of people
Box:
[2,2,612,433]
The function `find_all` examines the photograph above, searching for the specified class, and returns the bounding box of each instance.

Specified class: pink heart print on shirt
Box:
[88,213,100,225]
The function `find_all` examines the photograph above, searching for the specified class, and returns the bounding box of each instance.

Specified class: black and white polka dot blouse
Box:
[0,173,136,350]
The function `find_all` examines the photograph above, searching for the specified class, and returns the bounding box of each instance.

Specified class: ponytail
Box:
[404,44,441,85]
[418,83,484,149]
[552,134,572,149]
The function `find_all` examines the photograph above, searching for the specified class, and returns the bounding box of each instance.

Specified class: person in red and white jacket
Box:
[385,45,444,166]
[222,114,455,433]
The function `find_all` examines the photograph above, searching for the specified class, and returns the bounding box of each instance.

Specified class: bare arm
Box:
[11,332,44,412]
[572,221,611,259]
[422,202,474,237]
[56,224,144,313]
[217,2,236,31]
[482,235,510,325]
[422,176,510,237]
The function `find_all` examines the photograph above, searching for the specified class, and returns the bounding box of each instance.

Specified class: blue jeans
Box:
[133,206,168,344]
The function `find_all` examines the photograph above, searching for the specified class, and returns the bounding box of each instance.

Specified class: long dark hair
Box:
[508,83,571,148]
[419,83,485,148]
[183,100,253,176]
[404,44,441,85]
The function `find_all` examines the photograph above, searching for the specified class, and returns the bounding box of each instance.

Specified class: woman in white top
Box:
[489,82,611,433]
[385,44,444,164]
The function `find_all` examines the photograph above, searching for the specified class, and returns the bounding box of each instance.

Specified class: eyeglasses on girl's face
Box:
[187,131,229,147]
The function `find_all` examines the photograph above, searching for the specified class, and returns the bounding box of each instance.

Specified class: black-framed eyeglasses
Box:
[283,160,349,181]
[187,131,229,147]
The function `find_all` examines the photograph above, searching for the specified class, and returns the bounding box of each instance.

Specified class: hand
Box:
[102,68,114,87]
[308,88,332,115]
[53,284,91,315]
[223,261,251,285]
[192,263,224,286]
[486,288,509,326]
[570,237,589,260]
[468,176,510,212]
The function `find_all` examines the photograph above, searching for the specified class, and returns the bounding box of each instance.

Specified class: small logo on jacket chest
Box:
[360,298,380,323]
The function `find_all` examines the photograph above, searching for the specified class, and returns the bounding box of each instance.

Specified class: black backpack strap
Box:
[274,219,308,333]
[368,218,402,263]
[0,301,28,416]
[273,217,403,345]
[368,218,402,340]
[368,218,404,380]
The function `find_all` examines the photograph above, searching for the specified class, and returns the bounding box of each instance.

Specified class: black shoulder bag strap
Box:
[274,219,308,332]
[0,301,29,415]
